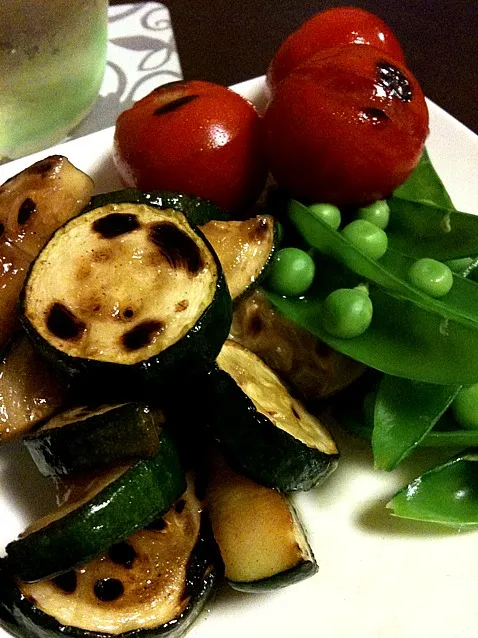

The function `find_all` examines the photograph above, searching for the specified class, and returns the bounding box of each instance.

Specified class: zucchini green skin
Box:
[229,561,317,593]
[6,431,186,583]
[23,403,162,478]
[85,189,228,226]
[204,366,339,492]
[19,220,232,400]
[0,517,218,638]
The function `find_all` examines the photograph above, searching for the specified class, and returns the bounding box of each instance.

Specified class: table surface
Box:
[111,0,478,135]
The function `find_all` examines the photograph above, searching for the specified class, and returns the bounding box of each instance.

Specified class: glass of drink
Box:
[0,0,108,162]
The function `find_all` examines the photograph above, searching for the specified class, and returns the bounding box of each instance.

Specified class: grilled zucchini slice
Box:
[6,430,185,583]
[20,201,232,394]
[206,451,317,592]
[0,478,218,638]
[23,402,163,478]
[230,289,365,401]
[206,340,339,491]
[0,332,67,443]
[200,215,277,301]
[0,156,93,349]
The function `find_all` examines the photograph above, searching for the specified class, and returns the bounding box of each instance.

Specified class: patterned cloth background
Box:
[69,2,182,141]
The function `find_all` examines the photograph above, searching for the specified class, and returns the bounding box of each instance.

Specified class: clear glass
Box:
[0,0,108,162]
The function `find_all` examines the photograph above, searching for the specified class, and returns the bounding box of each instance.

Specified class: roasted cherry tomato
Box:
[263,45,429,206]
[267,6,406,90]
[114,80,267,215]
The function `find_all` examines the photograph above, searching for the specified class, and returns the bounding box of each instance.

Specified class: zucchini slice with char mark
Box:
[230,290,365,402]
[200,215,278,301]
[206,451,317,592]
[6,430,186,583]
[20,202,232,394]
[0,156,94,350]
[1,478,218,638]
[24,402,163,478]
[206,340,339,492]
[0,332,67,443]
[85,188,227,226]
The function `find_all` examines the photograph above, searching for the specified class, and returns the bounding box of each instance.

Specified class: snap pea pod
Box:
[264,258,478,384]
[387,198,478,260]
[387,449,478,526]
[289,199,478,330]
[338,406,478,448]
[393,147,454,209]
[372,377,461,471]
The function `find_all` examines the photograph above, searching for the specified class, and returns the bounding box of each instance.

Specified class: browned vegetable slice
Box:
[0,156,94,350]
[200,215,277,300]
[0,155,94,258]
[230,290,365,401]
[0,332,67,442]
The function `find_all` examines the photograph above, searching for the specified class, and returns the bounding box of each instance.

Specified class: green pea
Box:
[308,203,341,230]
[322,287,373,339]
[342,219,388,260]
[266,247,315,297]
[357,200,390,229]
[451,383,478,430]
[408,258,453,297]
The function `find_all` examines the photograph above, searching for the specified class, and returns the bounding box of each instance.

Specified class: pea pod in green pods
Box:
[392,147,454,209]
[387,449,478,527]
[264,256,478,384]
[288,199,478,329]
[372,377,461,471]
[386,198,478,261]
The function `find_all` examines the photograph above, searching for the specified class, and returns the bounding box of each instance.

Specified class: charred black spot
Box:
[249,217,271,242]
[0,223,4,238]
[174,499,186,514]
[18,197,37,225]
[94,578,124,602]
[377,61,413,102]
[93,213,140,239]
[146,516,167,531]
[360,108,390,124]
[109,541,137,569]
[46,302,86,341]
[53,570,77,594]
[122,307,134,319]
[150,222,203,274]
[174,299,189,313]
[154,94,199,115]
[249,313,263,336]
[122,320,164,351]
[27,157,59,176]
[292,405,301,419]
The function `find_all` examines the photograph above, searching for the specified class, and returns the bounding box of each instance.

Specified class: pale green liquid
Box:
[0,0,108,161]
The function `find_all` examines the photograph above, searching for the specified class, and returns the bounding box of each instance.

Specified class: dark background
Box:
[111,0,478,134]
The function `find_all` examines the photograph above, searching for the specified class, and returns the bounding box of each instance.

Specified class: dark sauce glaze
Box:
[360,107,390,124]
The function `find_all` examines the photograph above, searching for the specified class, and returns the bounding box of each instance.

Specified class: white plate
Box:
[1,76,478,638]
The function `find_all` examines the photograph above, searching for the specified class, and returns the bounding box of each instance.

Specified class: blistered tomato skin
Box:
[267,6,406,90]
[263,46,429,207]
[113,80,267,215]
